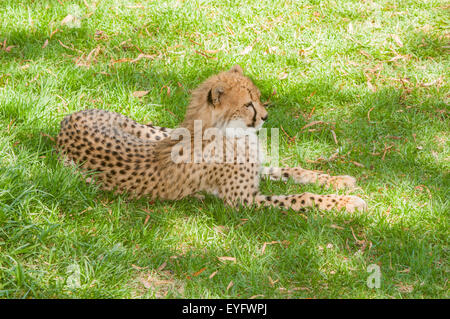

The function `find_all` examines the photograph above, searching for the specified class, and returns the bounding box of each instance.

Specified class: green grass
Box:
[0,0,448,298]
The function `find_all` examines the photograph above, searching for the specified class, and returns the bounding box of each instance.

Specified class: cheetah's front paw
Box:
[327,175,357,190]
[338,195,367,213]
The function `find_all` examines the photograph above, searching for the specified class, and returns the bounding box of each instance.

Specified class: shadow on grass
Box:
[8,70,448,198]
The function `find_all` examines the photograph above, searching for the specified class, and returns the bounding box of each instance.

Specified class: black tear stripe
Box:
[245,88,258,127]
[207,89,213,105]
[249,103,257,127]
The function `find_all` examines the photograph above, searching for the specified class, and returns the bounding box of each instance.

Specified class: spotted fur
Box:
[57,65,367,212]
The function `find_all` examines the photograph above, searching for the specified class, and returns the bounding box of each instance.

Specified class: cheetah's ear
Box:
[229,64,243,75]
[207,84,225,107]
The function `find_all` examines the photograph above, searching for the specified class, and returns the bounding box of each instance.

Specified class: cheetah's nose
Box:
[261,114,268,121]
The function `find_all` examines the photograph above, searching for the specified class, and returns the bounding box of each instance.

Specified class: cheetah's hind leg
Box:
[191,193,206,201]
[57,153,97,185]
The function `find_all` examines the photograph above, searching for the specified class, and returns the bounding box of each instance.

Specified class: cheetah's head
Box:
[182,65,268,133]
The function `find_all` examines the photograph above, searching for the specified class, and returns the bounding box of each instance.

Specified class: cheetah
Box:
[57,65,367,213]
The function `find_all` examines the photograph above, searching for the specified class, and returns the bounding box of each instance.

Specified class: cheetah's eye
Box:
[245,102,253,108]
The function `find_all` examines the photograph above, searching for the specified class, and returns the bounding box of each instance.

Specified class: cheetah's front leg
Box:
[216,169,365,213]
[261,167,357,190]
[254,192,367,213]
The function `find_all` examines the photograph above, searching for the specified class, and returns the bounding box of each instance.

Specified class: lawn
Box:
[0,0,448,298]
